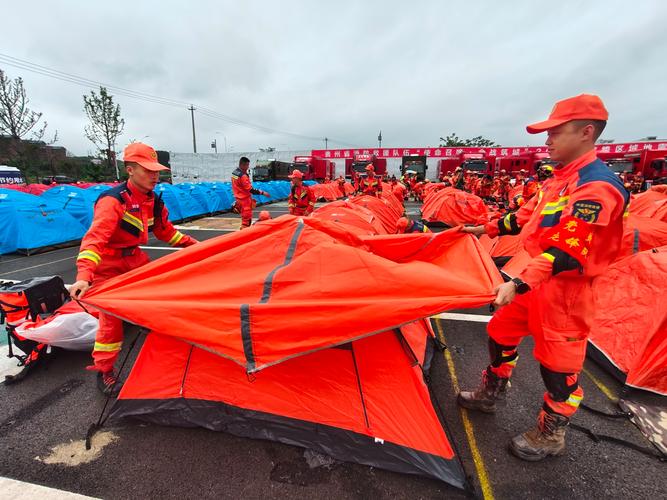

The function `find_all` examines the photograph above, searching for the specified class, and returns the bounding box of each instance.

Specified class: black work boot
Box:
[457,369,509,413]
[97,370,123,397]
[509,407,569,461]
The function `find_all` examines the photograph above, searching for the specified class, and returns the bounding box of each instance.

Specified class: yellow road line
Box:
[434,318,495,500]
[582,367,618,402]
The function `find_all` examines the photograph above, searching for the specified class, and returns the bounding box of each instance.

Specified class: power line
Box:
[0,52,361,147]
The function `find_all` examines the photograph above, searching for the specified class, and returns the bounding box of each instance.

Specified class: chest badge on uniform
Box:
[572,200,602,223]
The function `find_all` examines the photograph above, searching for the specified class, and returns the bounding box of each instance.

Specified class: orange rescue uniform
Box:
[231,167,262,227]
[484,150,628,415]
[288,184,316,216]
[76,180,197,372]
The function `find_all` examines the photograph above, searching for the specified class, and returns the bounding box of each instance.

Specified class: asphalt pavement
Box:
[0,200,664,500]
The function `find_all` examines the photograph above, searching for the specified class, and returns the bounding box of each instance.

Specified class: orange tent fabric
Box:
[83,215,501,373]
[310,183,344,201]
[617,214,667,259]
[629,185,667,222]
[311,201,385,235]
[588,247,667,395]
[421,187,489,227]
[348,195,403,234]
[110,320,468,487]
[381,188,405,215]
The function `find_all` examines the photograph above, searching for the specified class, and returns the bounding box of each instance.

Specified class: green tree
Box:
[83,86,125,179]
[439,133,497,147]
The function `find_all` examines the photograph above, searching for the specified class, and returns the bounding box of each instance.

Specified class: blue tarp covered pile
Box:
[0,181,292,254]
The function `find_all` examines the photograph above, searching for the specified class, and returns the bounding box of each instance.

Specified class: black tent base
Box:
[110,397,467,490]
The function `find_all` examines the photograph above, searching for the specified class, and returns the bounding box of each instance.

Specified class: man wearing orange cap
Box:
[358,165,382,197]
[232,157,271,228]
[336,175,347,197]
[287,169,315,216]
[256,210,272,223]
[395,216,430,234]
[458,95,629,461]
[69,142,199,395]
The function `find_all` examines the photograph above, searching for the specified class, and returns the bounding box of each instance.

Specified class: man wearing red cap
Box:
[395,216,430,234]
[287,169,315,216]
[69,142,199,395]
[232,157,271,228]
[358,164,382,197]
[458,95,629,461]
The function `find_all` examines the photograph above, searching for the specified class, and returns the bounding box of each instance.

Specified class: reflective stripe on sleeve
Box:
[77,249,102,265]
[168,231,185,246]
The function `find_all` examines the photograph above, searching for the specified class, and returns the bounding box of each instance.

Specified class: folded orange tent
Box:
[421,187,489,227]
[83,215,501,489]
[310,183,343,201]
[348,195,402,234]
[588,246,667,395]
[311,201,385,235]
[629,185,667,222]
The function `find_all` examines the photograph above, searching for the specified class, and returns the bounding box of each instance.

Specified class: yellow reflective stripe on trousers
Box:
[122,211,144,231]
[94,341,123,352]
[168,231,184,246]
[77,249,101,264]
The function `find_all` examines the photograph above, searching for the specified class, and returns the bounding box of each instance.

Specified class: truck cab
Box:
[401,154,428,181]
[293,156,334,181]
[460,154,490,174]
[347,154,387,180]
[253,160,296,181]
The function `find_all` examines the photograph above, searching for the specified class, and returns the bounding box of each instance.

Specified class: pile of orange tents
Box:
[83,215,502,489]
[421,187,489,227]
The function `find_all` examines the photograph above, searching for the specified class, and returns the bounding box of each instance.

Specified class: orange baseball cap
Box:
[526,94,608,134]
[123,142,169,171]
[288,170,304,179]
[365,165,374,172]
[258,210,271,221]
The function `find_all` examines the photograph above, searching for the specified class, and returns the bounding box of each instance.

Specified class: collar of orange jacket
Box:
[554,149,597,179]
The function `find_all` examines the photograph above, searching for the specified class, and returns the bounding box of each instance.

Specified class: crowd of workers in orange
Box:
[68,93,644,463]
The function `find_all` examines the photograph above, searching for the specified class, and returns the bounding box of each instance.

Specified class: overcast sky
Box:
[2,0,665,156]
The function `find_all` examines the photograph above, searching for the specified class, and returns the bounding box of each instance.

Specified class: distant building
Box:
[0,135,67,165]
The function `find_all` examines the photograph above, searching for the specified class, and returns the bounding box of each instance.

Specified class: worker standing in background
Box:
[458,94,629,461]
[359,164,382,197]
[287,169,316,216]
[232,156,271,228]
[69,142,198,395]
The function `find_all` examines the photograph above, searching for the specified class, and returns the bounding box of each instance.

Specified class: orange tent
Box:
[421,187,489,227]
[629,185,667,222]
[310,183,343,201]
[588,247,667,395]
[617,214,667,259]
[84,216,500,373]
[110,320,468,487]
[83,217,502,489]
[348,195,402,234]
[311,201,385,235]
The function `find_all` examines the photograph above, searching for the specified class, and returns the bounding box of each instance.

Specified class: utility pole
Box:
[188,105,197,153]
[324,137,328,150]
[378,130,382,148]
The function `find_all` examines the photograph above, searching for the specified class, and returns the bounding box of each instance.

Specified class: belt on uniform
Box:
[102,246,139,257]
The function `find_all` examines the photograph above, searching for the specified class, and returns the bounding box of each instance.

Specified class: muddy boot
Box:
[457,369,509,413]
[509,407,569,461]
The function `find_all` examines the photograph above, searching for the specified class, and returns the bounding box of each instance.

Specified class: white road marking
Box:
[0,476,99,499]
[173,226,234,231]
[0,256,74,277]
[139,246,181,251]
[436,312,492,322]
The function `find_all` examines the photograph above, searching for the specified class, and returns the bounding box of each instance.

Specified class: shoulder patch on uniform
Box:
[572,200,602,223]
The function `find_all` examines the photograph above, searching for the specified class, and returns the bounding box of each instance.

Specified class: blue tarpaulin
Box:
[41,185,100,227]
[0,188,86,254]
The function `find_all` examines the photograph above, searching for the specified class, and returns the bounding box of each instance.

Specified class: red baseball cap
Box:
[288,169,304,179]
[123,142,169,171]
[526,94,608,134]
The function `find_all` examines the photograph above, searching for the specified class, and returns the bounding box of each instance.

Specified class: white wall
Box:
[169,150,440,183]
